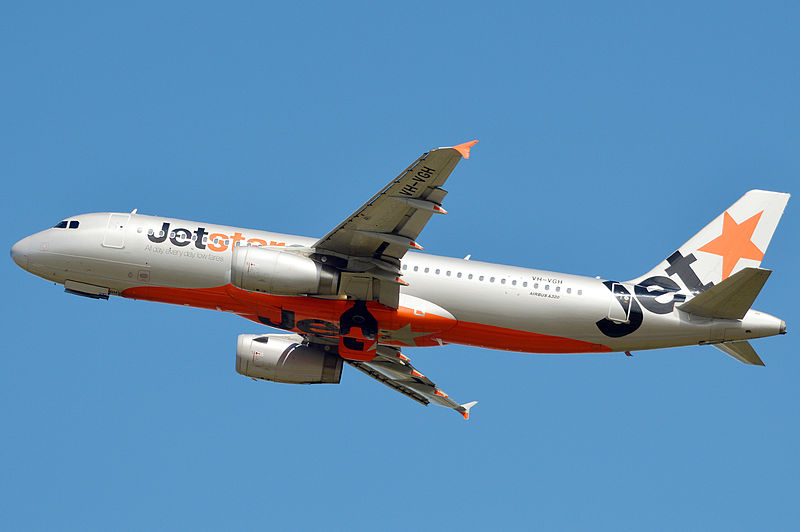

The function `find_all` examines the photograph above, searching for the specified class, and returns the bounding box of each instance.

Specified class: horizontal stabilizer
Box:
[678,267,771,320]
[712,341,765,366]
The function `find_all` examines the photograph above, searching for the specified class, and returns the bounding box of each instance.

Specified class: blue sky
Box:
[2,2,798,530]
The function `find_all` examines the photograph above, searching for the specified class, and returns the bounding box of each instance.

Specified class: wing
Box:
[312,140,477,308]
[346,344,478,420]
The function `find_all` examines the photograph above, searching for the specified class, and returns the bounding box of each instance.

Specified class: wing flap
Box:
[346,359,430,406]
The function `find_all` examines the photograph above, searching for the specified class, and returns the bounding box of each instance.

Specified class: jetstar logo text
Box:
[596,250,709,338]
[147,222,285,252]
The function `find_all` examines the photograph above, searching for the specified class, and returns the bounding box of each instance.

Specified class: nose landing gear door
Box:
[607,283,632,323]
[103,213,130,248]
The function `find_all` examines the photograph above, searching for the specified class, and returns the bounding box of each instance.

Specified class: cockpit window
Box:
[69,221,79,229]
[54,221,68,228]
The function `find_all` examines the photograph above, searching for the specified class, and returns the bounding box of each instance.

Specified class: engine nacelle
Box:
[236,334,342,384]
[230,246,339,295]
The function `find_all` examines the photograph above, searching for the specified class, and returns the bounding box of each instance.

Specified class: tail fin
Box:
[630,190,789,292]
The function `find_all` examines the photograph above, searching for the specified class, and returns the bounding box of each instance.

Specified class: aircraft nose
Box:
[10,237,31,269]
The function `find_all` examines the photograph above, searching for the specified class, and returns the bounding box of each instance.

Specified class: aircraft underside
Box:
[120,283,614,354]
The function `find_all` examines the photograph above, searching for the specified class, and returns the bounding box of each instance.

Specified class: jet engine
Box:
[230,246,339,295]
[235,333,342,384]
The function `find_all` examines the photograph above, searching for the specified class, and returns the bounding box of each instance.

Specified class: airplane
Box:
[10,141,790,419]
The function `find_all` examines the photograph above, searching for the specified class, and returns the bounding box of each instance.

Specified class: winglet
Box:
[459,401,478,420]
[449,140,479,159]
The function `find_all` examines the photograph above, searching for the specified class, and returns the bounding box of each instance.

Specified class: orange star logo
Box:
[697,211,765,280]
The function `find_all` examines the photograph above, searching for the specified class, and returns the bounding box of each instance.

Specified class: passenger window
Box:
[414,266,419,272]
[457,272,462,278]
[545,285,549,290]
[446,271,451,276]
[435,269,440,274]
[479,275,484,281]
[69,221,79,229]
[534,283,539,289]
[512,280,516,286]
[523,282,527,287]
[468,274,473,280]
[555,286,560,292]
[148,229,154,236]
[403,264,408,270]
[567,287,572,294]
[578,290,583,295]
[490,277,495,282]
[169,232,176,238]
[501,279,506,284]
[424,267,429,273]
[54,221,68,228]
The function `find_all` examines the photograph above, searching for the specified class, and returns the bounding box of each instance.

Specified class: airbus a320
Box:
[11,141,790,418]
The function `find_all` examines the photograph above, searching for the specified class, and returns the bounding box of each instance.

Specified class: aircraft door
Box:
[607,283,632,323]
[103,213,130,248]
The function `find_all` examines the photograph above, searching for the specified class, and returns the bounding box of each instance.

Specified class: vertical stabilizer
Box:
[630,190,789,292]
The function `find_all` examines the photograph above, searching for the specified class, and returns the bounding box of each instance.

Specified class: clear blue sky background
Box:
[2,3,798,530]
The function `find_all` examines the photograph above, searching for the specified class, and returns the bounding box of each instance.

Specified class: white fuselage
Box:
[11,212,785,355]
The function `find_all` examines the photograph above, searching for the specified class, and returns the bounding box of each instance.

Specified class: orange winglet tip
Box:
[450,139,479,159]
[433,389,448,398]
[459,401,478,420]
[396,353,410,362]
[411,369,425,378]
[396,277,409,286]
[409,241,423,251]
[433,205,448,214]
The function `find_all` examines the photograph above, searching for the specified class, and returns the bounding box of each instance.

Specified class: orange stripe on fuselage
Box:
[120,284,611,354]
[440,321,610,354]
